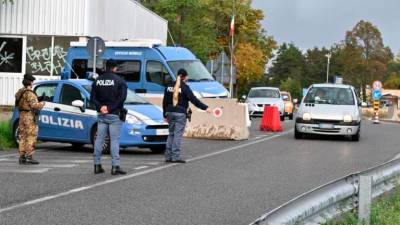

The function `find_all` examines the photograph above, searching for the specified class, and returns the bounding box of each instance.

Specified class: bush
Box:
[0,119,15,150]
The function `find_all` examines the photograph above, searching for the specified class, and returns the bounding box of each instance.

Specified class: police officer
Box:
[90,60,127,175]
[15,74,45,164]
[162,69,212,163]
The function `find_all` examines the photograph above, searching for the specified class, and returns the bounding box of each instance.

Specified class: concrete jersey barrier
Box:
[145,98,250,140]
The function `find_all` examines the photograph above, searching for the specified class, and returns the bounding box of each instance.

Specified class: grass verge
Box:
[323,187,400,225]
[0,119,15,150]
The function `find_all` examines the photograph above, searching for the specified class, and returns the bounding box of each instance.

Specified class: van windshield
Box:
[168,60,214,81]
[304,87,355,105]
[84,85,148,105]
[248,89,280,98]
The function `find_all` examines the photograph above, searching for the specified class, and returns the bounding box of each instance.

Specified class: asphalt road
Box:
[1,119,400,225]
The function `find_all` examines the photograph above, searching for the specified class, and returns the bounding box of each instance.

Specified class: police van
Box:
[11,79,169,153]
[61,40,229,98]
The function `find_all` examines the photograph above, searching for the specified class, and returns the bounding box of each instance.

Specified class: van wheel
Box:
[13,121,20,147]
[91,126,110,154]
[150,145,166,154]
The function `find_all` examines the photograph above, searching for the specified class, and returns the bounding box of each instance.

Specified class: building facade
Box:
[0,0,167,105]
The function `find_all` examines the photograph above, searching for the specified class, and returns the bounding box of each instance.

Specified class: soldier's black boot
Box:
[111,166,127,175]
[94,165,105,174]
[25,156,39,165]
[18,156,27,165]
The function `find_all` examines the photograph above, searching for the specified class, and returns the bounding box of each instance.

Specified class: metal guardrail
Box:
[250,158,400,225]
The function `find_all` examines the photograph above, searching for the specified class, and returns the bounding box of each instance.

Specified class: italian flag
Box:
[229,15,235,36]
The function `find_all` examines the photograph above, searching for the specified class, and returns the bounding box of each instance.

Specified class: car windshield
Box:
[248,89,280,98]
[304,87,355,105]
[168,60,214,81]
[84,85,148,105]
[281,93,290,101]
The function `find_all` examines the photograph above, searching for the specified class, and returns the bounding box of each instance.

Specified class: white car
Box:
[244,87,285,121]
[295,83,361,141]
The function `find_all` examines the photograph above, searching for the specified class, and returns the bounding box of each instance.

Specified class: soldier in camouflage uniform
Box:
[15,74,45,165]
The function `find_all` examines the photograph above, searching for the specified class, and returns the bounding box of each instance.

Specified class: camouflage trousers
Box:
[18,112,38,157]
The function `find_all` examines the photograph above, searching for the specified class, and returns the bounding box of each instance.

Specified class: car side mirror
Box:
[293,99,298,104]
[72,100,85,112]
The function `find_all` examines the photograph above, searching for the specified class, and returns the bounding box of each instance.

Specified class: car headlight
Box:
[302,113,311,121]
[125,114,142,125]
[343,115,353,123]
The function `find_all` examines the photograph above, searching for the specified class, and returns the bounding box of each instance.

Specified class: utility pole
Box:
[229,0,235,97]
[325,53,331,83]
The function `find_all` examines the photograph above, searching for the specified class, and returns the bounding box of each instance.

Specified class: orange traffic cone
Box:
[260,106,283,132]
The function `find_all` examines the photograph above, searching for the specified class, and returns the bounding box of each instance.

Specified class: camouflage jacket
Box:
[15,88,45,111]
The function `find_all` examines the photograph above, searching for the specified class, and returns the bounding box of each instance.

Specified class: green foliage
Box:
[279,77,302,100]
[323,187,400,225]
[1,0,13,4]
[0,119,15,150]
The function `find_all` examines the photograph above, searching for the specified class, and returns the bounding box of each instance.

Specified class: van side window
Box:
[114,60,141,82]
[71,59,88,78]
[146,61,172,86]
[60,84,84,106]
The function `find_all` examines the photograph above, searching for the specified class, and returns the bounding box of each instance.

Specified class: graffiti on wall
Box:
[0,41,15,67]
[26,45,68,74]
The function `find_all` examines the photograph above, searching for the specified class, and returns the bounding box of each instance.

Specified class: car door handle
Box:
[54,107,61,112]
[135,89,147,93]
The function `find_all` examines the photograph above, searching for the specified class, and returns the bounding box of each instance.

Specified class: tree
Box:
[142,0,276,96]
[344,20,393,100]
[279,77,302,100]
[267,43,306,88]
[304,47,330,85]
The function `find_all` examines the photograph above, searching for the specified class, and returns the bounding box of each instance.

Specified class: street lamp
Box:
[325,53,331,83]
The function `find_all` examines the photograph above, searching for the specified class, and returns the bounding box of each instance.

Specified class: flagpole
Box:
[229,0,235,98]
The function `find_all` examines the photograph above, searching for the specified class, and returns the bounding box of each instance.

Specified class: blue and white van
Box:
[61,40,229,98]
[11,79,169,153]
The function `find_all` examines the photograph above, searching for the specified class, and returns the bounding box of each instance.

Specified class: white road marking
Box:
[0,163,77,168]
[143,162,160,166]
[0,168,50,173]
[0,129,293,214]
[134,166,149,170]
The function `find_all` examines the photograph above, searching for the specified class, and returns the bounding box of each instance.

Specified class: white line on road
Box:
[134,166,149,170]
[0,168,50,173]
[0,163,77,168]
[0,129,293,214]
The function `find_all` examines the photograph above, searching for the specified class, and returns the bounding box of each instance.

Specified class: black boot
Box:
[111,166,127,175]
[25,156,39,165]
[18,156,27,165]
[94,165,105,174]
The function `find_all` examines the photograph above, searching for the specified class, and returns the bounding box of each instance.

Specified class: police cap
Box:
[177,68,188,77]
[23,74,36,81]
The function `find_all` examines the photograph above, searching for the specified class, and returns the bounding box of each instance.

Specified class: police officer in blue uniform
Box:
[162,69,212,163]
[90,60,127,175]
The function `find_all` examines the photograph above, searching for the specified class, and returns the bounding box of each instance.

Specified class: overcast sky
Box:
[252,0,399,55]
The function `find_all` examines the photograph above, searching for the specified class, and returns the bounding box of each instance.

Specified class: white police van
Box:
[61,40,229,98]
[11,79,169,153]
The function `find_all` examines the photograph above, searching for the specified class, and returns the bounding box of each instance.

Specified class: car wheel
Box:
[150,145,166,154]
[91,126,110,154]
[13,121,20,147]
[351,128,360,142]
[294,125,303,139]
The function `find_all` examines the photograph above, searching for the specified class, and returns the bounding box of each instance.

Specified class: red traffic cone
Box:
[260,106,282,132]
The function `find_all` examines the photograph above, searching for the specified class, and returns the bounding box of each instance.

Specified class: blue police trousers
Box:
[165,112,187,161]
[94,114,122,166]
